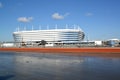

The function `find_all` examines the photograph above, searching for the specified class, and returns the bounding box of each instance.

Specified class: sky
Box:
[0,0,120,41]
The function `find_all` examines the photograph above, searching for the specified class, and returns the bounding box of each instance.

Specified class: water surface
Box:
[0,52,120,80]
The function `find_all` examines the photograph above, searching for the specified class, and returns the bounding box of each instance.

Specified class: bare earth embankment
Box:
[0,47,120,57]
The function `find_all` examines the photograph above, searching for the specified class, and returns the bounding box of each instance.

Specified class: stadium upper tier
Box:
[13,28,85,43]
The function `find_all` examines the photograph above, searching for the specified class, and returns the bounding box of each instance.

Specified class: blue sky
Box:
[0,0,120,41]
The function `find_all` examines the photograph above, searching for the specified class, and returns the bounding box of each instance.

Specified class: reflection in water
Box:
[0,52,120,80]
[0,75,14,80]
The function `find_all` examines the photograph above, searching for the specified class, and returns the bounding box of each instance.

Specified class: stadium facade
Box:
[13,28,85,44]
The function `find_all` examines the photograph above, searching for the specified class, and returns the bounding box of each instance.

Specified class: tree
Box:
[41,40,47,47]
[21,41,26,47]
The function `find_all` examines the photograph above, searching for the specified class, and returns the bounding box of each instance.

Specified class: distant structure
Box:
[107,39,120,47]
[13,25,85,44]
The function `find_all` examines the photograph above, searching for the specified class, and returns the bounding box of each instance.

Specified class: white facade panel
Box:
[13,29,85,43]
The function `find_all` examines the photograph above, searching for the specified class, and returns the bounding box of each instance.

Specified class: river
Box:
[0,52,120,80]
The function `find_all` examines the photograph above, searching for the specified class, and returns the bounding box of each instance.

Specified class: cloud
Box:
[52,12,69,20]
[0,2,3,8]
[64,13,70,17]
[17,17,33,23]
[85,13,93,16]
[52,13,64,20]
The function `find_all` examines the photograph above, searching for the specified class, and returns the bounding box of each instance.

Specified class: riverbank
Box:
[0,47,120,57]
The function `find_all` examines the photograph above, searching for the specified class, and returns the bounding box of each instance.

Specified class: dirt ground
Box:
[0,47,120,57]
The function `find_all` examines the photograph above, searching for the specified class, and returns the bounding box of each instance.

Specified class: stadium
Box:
[13,27,85,46]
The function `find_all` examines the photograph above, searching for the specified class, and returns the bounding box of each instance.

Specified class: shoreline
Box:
[0,47,120,57]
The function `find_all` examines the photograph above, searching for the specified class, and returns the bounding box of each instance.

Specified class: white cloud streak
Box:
[0,2,3,8]
[85,13,93,16]
[64,13,70,17]
[17,17,33,23]
[52,12,69,20]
